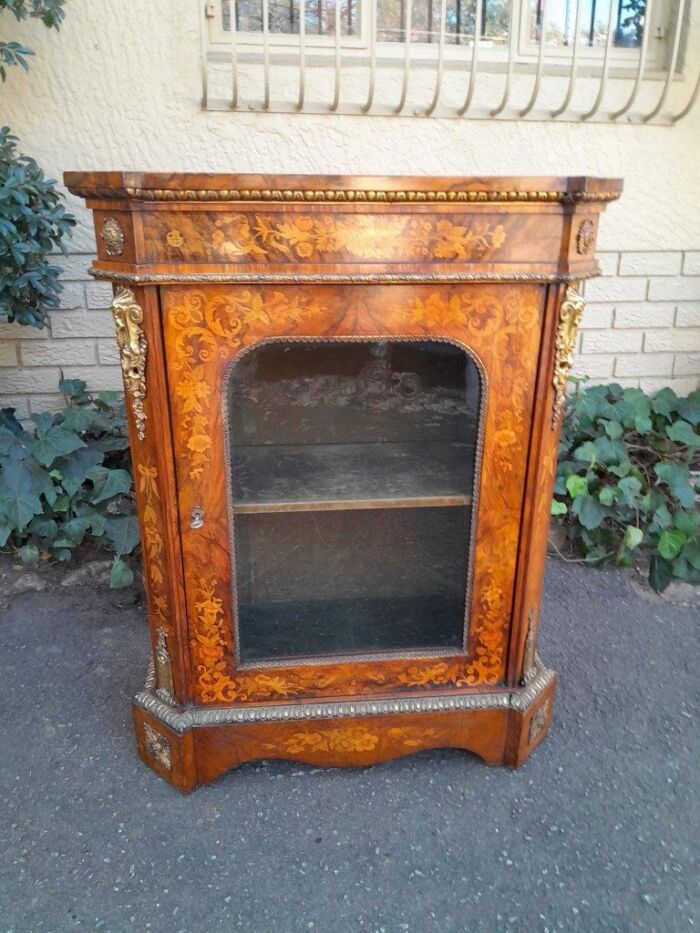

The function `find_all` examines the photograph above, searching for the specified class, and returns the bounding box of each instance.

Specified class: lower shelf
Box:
[237,594,465,664]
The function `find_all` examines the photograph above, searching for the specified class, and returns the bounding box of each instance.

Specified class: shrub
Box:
[551,382,700,593]
[0,126,75,328]
[0,379,139,587]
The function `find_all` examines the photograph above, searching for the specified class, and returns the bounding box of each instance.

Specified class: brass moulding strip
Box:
[90,268,602,286]
[134,661,556,734]
[70,186,621,205]
[111,287,147,441]
[552,284,585,427]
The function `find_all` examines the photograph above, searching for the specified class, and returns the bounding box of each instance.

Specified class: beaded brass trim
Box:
[134,662,556,734]
[70,185,621,205]
[111,287,147,441]
[552,284,584,428]
[90,269,601,286]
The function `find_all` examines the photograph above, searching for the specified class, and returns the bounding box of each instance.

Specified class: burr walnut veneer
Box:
[66,172,621,792]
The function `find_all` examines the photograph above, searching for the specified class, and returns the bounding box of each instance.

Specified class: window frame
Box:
[206,0,674,72]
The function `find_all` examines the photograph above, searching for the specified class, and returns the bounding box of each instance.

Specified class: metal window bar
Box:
[205,0,700,123]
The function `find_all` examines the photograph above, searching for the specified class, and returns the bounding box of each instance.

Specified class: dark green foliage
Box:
[0,1,65,80]
[0,379,139,587]
[552,382,700,593]
[1,0,74,328]
[0,126,75,327]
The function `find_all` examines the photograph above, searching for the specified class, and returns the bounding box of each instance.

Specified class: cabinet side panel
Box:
[113,285,192,703]
[507,283,571,685]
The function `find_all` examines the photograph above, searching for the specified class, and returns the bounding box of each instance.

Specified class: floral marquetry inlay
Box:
[169,290,327,479]
[152,214,507,264]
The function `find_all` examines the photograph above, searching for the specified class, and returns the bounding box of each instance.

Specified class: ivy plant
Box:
[551,382,700,593]
[0,379,139,587]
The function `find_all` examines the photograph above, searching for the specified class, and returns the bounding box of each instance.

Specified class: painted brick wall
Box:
[0,249,699,418]
[578,250,700,396]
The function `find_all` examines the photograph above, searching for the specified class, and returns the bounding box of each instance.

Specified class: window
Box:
[202,0,698,121]
[216,0,661,61]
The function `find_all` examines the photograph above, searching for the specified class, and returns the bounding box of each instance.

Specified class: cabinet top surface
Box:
[65,172,622,203]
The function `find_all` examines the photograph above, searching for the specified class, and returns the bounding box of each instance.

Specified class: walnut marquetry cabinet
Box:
[66,172,621,792]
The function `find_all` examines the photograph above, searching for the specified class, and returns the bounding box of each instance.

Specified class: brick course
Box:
[1,250,699,414]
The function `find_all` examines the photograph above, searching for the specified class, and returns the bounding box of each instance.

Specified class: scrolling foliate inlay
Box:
[152,214,507,264]
[111,288,147,441]
[169,290,327,479]
[175,284,540,701]
[552,284,584,427]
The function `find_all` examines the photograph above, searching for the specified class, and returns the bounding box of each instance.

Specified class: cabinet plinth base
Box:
[133,661,556,793]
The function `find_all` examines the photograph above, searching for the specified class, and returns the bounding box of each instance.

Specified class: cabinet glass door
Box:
[227,339,482,664]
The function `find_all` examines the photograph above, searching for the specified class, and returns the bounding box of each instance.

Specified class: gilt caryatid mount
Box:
[66,172,622,792]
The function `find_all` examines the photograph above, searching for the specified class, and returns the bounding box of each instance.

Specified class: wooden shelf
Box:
[231,441,474,515]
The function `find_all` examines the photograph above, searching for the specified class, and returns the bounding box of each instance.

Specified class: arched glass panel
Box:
[226,338,482,664]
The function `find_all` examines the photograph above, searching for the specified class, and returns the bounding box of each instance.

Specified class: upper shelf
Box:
[231,441,475,515]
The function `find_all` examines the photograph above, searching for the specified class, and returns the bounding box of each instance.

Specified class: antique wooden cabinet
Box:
[66,172,621,792]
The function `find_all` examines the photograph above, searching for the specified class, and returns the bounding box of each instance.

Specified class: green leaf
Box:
[28,515,57,540]
[104,515,140,556]
[608,461,632,478]
[89,467,132,505]
[593,435,625,465]
[649,554,674,593]
[654,462,696,509]
[617,476,642,506]
[598,485,617,506]
[0,518,12,547]
[601,419,623,440]
[109,557,134,589]
[17,543,39,565]
[0,425,29,460]
[0,460,43,529]
[682,539,700,570]
[58,378,88,401]
[551,499,567,516]
[634,415,652,434]
[566,474,589,498]
[31,424,85,466]
[573,441,597,465]
[651,387,678,420]
[623,525,643,550]
[666,420,700,447]
[56,446,104,496]
[677,391,700,426]
[649,504,673,533]
[672,556,691,580]
[657,529,686,560]
[673,510,699,535]
[573,494,605,530]
[60,406,96,434]
[53,516,92,548]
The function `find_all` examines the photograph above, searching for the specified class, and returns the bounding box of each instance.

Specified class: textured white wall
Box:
[1,0,699,412]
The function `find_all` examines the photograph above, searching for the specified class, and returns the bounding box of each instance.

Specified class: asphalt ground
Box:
[1,559,698,933]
